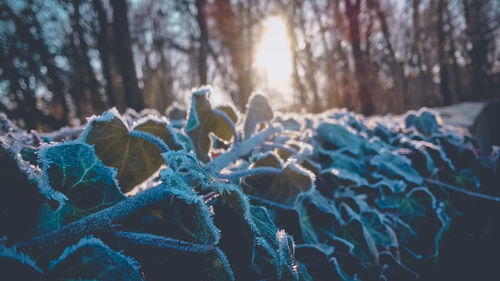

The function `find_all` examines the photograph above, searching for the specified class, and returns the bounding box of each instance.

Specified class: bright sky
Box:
[254,16,294,109]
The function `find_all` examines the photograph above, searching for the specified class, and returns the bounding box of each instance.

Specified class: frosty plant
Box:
[1,87,499,280]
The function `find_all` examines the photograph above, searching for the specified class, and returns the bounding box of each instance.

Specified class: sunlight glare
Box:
[255,17,293,83]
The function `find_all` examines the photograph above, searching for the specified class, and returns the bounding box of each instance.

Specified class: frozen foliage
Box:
[1,87,500,280]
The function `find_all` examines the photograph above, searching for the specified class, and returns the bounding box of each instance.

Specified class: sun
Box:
[255,17,293,83]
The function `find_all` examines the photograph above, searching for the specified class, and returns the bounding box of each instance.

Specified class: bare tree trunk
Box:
[344,0,375,115]
[437,0,453,105]
[463,0,493,100]
[72,1,105,114]
[212,0,253,110]
[369,0,407,111]
[195,0,208,85]
[92,0,116,107]
[445,6,463,102]
[111,0,144,110]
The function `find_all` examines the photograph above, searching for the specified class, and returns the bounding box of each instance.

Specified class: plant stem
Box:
[218,167,282,180]
[14,183,171,268]
[130,130,170,152]
[212,108,239,143]
[206,125,280,175]
[425,178,500,203]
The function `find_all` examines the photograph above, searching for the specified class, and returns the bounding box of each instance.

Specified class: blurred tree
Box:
[0,0,499,129]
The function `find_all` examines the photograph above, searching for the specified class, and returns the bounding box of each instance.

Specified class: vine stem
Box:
[218,167,283,180]
[39,126,85,141]
[130,130,170,152]
[256,142,298,154]
[206,125,280,175]
[212,108,239,143]
[425,178,500,203]
[13,183,171,268]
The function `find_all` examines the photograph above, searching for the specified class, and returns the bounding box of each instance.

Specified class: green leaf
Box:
[243,93,273,139]
[47,237,143,281]
[79,109,172,192]
[39,142,125,215]
[185,88,238,162]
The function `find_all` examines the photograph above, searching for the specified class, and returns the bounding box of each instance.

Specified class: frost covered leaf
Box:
[251,206,279,245]
[376,187,448,257]
[162,151,212,188]
[40,142,125,215]
[370,150,423,185]
[404,109,442,136]
[131,187,220,246]
[339,218,379,263]
[276,230,300,281]
[294,245,339,280]
[0,245,43,280]
[243,93,273,139]
[315,122,364,155]
[47,237,143,281]
[321,168,368,187]
[80,109,172,192]
[185,88,238,162]
[203,183,256,279]
[243,159,315,206]
[296,191,340,245]
[359,211,398,247]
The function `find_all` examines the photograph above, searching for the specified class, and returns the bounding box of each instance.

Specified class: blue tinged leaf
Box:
[315,122,365,156]
[404,109,442,136]
[370,150,424,185]
[296,191,341,246]
[39,142,125,214]
[339,218,379,263]
[162,150,212,187]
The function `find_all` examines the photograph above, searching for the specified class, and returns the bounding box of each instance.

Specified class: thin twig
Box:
[425,178,500,203]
